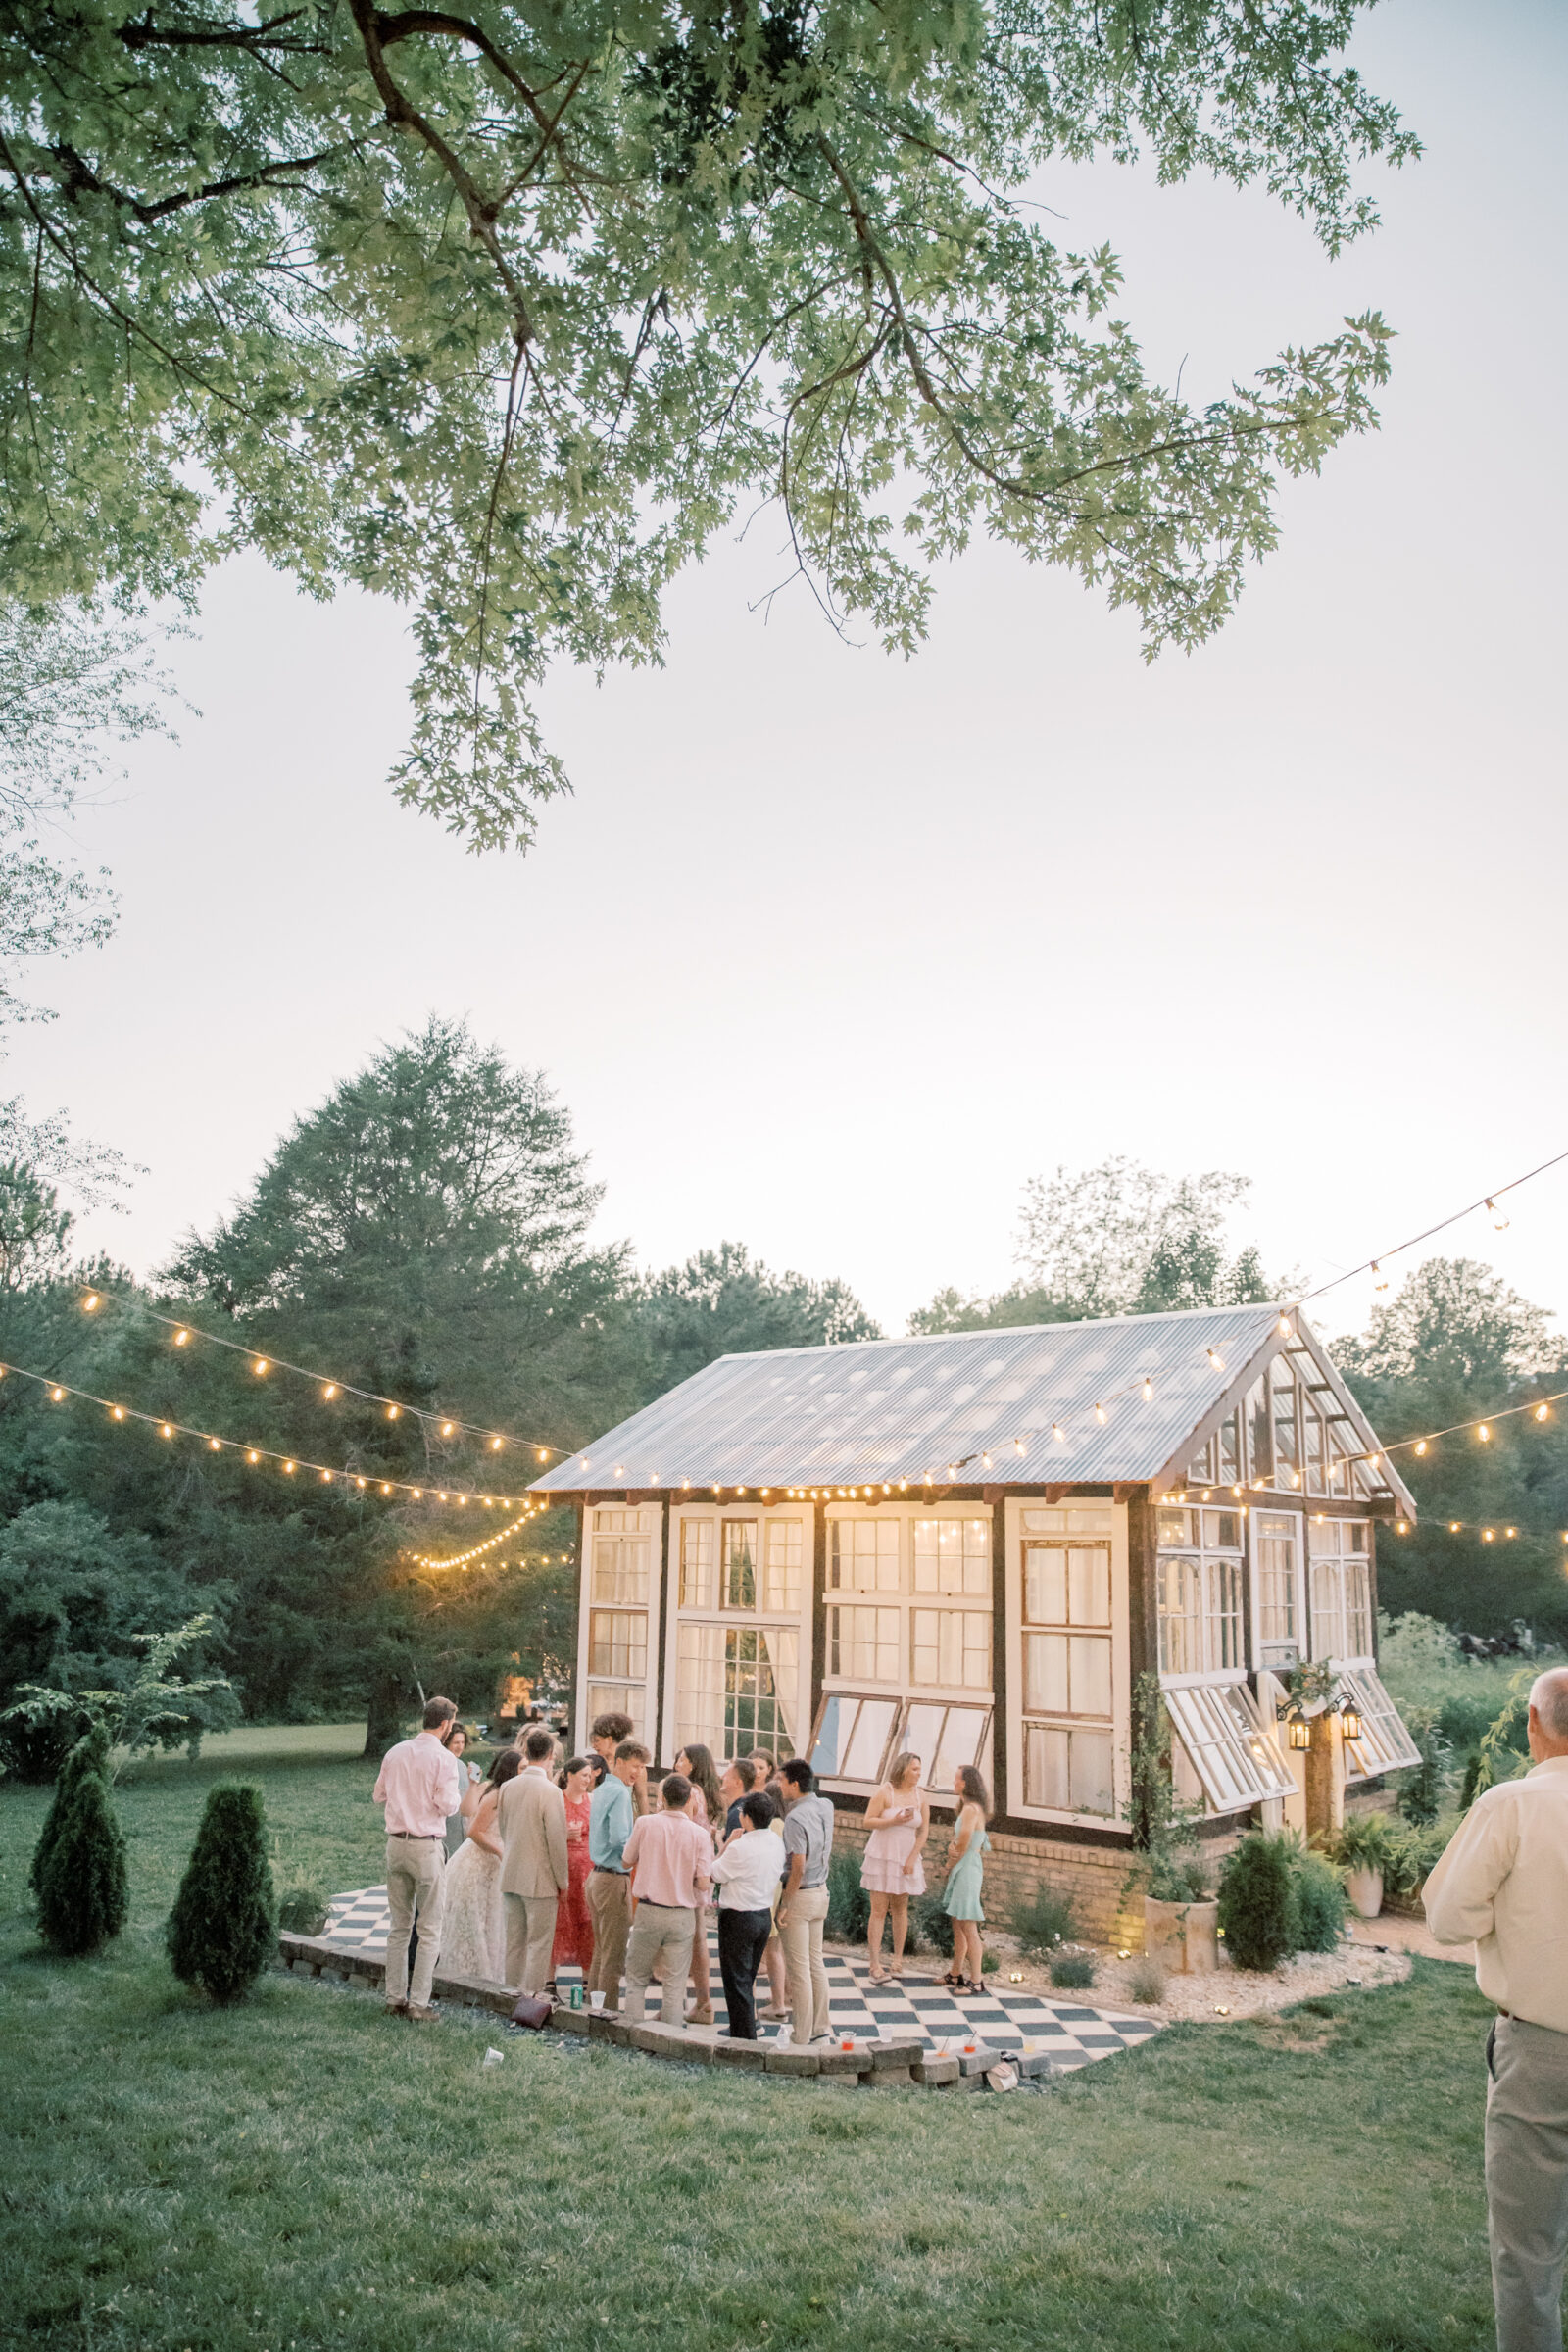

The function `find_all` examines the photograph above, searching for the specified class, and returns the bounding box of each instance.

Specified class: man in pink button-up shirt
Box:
[622,1773,712,2028]
[372,1696,461,2019]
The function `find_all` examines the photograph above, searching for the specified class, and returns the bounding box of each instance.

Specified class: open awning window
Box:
[808,1691,901,1786]
[1340,1667,1424,1779]
[1164,1679,1298,1813]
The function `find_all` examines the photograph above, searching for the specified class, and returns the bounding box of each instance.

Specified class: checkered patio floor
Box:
[323,1886,1160,2068]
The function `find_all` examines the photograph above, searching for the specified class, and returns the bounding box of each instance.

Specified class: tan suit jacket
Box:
[497,1767,569,1898]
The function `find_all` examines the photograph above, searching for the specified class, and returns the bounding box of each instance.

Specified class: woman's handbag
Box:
[510,1992,553,2031]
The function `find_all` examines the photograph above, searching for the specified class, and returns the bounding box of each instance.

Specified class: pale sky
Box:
[16,0,1568,1351]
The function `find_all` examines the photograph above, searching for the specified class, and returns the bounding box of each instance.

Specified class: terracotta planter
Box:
[1143,1895,1219,1974]
[1345,1866,1384,1921]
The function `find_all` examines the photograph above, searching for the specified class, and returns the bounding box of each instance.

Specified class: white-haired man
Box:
[1425,1665,1568,2352]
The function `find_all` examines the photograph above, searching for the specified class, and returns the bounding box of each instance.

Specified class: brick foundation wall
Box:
[827,1811,1148,1949]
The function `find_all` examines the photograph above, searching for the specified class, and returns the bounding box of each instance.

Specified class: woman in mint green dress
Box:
[941,1764,992,1994]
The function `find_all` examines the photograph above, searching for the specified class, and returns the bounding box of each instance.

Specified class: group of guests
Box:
[372,1699,993,2033]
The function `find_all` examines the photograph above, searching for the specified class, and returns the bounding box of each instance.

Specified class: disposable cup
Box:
[589,1990,606,2011]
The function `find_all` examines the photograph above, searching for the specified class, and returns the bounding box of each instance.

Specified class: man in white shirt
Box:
[708,1790,788,2040]
[1425,1665,1568,2352]
[372,1696,461,2021]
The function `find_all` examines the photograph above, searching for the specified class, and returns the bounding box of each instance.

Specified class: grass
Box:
[0,1746,1499,2352]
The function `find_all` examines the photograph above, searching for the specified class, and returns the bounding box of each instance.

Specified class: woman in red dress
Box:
[551,1755,596,1986]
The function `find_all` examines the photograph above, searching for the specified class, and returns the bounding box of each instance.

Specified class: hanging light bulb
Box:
[1478,1424,1491,1443]
[1450,1520,1461,1532]
[173,1329,190,1348]
[1415,1440,1428,1456]
[1487,1198,1510,1230]
[1278,1313,1294,1336]
[1142,1378,1153,1401]
[162,1422,173,1440]
[1052,1423,1065,1443]
[981,1452,993,1469]
[111,1405,124,1421]
[1206,1348,1224,1371]
[386,1404,401,1421]
[50,1385,65,1401]
[82,1293,100,1312]
[1536,1404,1551,1422]
[208,1437,220,1451]
[1094,1402,1107,1424]
[490,1437,503,1451]
[248,1448,260,1463]
[253,1359,268,1376]
[1013,1437,1026,1455]
[1396,1519,1409,1533]
[284,1460,297,1475]
[322,1384,338,1401]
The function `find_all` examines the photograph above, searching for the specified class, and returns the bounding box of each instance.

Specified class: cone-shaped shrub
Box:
[29,1723,112,1901]
[167,1783,276,2004]
[1216,1832,1296,1972]
[36,1765,129,1955]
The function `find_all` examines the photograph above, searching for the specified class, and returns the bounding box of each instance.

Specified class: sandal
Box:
[867,1968,890,1986]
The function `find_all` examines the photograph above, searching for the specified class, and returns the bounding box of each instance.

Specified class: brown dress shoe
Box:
[408,2003,439,2023]
[384,1998,410,2017]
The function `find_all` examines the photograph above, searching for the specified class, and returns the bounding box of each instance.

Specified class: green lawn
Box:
[0,1747,1498,2352]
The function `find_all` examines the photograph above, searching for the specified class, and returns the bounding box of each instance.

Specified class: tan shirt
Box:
[1424,1753,1568,2034]
[496,1766,570,1898]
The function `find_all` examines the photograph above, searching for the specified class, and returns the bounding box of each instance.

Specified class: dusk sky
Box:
[19,0,1567,1348]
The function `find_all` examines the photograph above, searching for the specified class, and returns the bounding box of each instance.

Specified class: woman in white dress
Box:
[859,1751,929,1984]
[438,1746,520,1982]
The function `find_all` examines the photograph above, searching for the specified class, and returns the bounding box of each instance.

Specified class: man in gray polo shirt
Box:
[776,1758,834,2046]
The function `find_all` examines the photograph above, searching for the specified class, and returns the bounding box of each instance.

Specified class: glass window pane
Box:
[1157,1509,1194,1548]
[1069,1635,1112,1718]
[762,1518,804,1613]
[1024,1723,1069,1809]
[1023,1545,1067,1626]
[585,1681,646,1745]
[1218,1414,1241,1483]
[676,1622,725,1753]
[1203,1509,1241,1550]
[679,1517,714,1610]
[843,1696,898,1780]
[827,1605,899,1683]
[926,1705,989,1793]
[725,1626,798,1758]
[1067,1547,1110,1626]
[1157,1555,1201,1675]
[1067,1730,1115,1816]
[1024,1631,1069,1714]
[593,1528,650,1605]
[588,1609,647,1681]
[1247,1376,1271,1481]
[721,1519,758,1609]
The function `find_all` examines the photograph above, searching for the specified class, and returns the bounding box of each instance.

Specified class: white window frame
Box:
[576,1501,662,1755]
[662,1504,810,1768]
[1005,1497,1129,1833]
[1164,1681,1298,1812]
[1340,1666,1424,1779]
[1250,1506,1304,1673]
[1155,1505,1248,1685]
[1306,1516,1375,1667]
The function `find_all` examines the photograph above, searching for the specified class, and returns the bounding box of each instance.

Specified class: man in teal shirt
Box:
[586,1740,647,2013]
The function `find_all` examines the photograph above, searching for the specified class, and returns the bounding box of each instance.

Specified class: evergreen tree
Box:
[28,1721,110,1898]
[166,1784,276,2005]
[35,1765,128,1956]
[1216,1835,1296,1972]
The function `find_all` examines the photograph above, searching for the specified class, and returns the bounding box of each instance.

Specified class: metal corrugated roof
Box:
[531,1302,1303,1493]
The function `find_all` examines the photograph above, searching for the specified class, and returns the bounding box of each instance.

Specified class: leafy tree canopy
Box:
[629,1239,880,1398]
[910,1156,1285,1330]
[1334,1258,1568,1646]
[1,0,1413,846]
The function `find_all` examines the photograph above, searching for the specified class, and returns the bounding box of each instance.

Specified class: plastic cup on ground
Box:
[589,1989,606,2011]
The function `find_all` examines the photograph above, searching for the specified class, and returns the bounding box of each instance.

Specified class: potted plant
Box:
[1126,1676,1218,1972]
[1334,1811,1392,1919]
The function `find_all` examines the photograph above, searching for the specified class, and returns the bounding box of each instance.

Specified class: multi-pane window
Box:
[721,1518,758,1610]
[1255,1510,1300,1667]
[1020,1506,1114,1818]
[586,1506,656,1744]
[828,1604,900,1683]
[829,1517,900,1592]
[679,1517,714,1610]
[588,1608,647,1682]
[912,1517,990,1596]
[901,1700,993,1796]
[1156,1508,1244,1679]
[911,1609,990,1689]
[1308,1518,1373,1663]
[678,1623,800,1757]
[763,1519,804,1613]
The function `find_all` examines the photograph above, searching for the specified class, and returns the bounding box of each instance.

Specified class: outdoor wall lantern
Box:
[1338,1700,1363,1742]
[1288,1714,1312,1751]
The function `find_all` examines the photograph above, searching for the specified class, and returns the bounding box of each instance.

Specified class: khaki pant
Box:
[1487,2014,1568,2352]
[625,1900,695,2026]
[585,1871,631,2011]
[384,1836,446,2009]
[779,1885,831,2043]
[503,1892,559,1994]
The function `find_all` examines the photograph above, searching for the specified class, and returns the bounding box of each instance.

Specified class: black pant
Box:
[716,1906,774,2039]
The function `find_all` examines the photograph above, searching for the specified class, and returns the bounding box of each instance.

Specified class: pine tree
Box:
[35,1765,129,1955]
[28,1723,111,1901]
[166,1785,276,2004]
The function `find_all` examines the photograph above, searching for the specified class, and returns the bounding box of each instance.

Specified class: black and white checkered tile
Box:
[323,1886,1160,2068]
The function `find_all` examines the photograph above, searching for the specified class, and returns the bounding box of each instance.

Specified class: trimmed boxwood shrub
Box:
[36,1764,129,1956]
[1217,1833,1295,1971]
[29,1724,112,1903]
[167,1784,276,2004]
